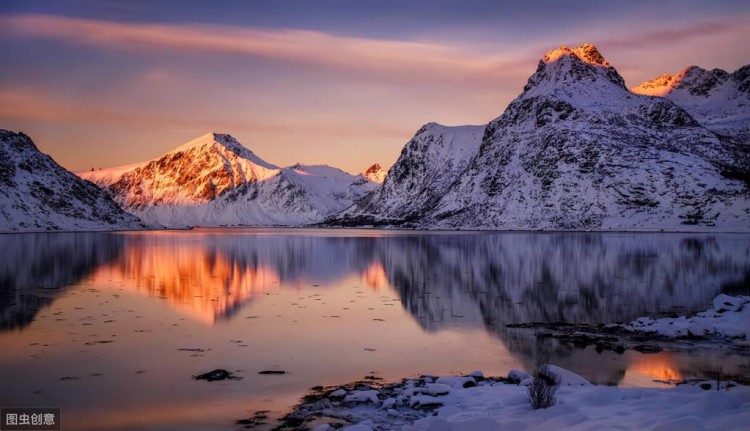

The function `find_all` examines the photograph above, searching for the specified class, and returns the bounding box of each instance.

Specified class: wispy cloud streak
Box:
[0,14,532,87]
[598,21,742,49]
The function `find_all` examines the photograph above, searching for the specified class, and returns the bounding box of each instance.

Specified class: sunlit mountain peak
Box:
[542,43,610,67]
[170,132,280,170]
[522,42,627,95]
[631,73,679,96]
[362,163,386,184]
[631,65,730,97]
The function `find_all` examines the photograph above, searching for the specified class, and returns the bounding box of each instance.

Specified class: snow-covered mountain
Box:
[0,130,146,233]
[336,43,748,231]
[361,163,387,184]
[332,123,484,225]
[79,133,378,227]
[427,44,749,230]
[632,64,750,142]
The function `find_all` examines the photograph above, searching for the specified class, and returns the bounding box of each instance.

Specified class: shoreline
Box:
[2,225,750,235]
[273,366,750,431]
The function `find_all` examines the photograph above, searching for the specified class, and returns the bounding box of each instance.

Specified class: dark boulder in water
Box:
[258,370,287,375]
[194,369,238,381]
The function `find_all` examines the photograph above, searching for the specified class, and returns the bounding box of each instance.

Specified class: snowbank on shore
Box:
[620,294,750,345]
[285,365,749,431]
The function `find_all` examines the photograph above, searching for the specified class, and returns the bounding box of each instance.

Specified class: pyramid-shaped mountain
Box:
[80,133,378,227]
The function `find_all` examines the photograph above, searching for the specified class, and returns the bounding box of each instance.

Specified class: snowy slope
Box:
[0,130,145,233]
[423,44,750,231]
[286,368,750,431]
[632,65,750,142]
[78,133,377,227]
[332,123,484,225]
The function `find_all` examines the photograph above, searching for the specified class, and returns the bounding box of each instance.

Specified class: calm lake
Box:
[1,228,749,430]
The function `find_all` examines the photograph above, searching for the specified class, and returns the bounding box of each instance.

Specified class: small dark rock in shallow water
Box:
[258,370,287,375]
[633,344,663,354]
[194,369,239,381]
[236,410,269,428]
[178,348,207,352]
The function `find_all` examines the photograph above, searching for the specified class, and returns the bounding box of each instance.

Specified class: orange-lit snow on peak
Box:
[542,43,610,67]
[173,132,239,152]
[90,242,279,324]
[362,261,389,290]
[362,163,386,184]
[631,73,678,96]
[631,66,696,96]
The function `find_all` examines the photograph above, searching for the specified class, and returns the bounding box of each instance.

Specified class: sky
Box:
[1,0,749,174]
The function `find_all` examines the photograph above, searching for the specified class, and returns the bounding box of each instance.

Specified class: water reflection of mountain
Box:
[382,234,750,325]
[376,233,750,383]
[0,233,125,330]
[3,229,749,382]
[76,231,750,334]
[87,232,383,322]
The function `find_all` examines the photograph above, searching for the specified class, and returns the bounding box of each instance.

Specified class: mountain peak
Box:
[630,73,678,96]
[174,132,241,152]
[524,43,626,95]
[543,43,610,67]
[572,43,610,66]
[362,163,386,184]
[632,65,732,97]
[170,132,278,170]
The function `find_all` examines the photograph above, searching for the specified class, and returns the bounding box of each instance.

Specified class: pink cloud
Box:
[0,88,412,139]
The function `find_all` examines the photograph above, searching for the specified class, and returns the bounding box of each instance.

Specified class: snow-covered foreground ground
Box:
[288,366,749,431]
[282,296,750,430]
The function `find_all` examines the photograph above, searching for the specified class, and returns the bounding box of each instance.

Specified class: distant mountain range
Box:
[1,43,748,232]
